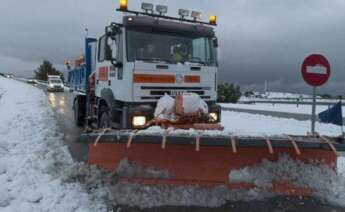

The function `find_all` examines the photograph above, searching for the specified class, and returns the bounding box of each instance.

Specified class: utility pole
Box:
[264,80,268,98]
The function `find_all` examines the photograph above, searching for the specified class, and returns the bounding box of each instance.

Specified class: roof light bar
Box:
[156,5,168,15]
[116,2,217,26]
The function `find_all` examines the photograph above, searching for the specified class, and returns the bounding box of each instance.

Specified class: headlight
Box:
[49,84,54,88]
[132,116,146,127]
[209,112,218,122]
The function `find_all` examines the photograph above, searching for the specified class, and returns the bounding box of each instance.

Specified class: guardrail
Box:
[221,107,345,126]
[239,100,344,107]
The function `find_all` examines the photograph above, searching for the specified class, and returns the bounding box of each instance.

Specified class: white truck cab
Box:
[72,2,221,129]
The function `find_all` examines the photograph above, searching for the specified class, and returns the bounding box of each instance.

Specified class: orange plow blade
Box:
[81,132,345,196]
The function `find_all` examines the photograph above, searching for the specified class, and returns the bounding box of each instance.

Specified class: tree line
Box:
[34,60,64,81]
[217,83,241,103]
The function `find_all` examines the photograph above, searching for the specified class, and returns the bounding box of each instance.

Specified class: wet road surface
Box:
[35,84,345,212]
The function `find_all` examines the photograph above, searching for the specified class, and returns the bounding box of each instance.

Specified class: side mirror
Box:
[106,36,122,68]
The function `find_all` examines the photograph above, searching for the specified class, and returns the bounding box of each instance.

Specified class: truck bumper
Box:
[123,103,221,130]
[47,87,64,92]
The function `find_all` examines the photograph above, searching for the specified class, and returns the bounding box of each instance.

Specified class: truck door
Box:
[95,35,113,97]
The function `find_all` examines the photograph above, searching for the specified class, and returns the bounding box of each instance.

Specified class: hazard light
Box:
[119,0,128,11]
[209,15,217,25]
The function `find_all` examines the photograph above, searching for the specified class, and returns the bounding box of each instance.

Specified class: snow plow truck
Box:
[68,0,345,196]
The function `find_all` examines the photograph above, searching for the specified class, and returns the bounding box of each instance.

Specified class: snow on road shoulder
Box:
[141,110,342,137]
[222,111,341,137]
[0,78,105,212]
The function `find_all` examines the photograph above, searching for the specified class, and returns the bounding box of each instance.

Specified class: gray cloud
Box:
[0,0,344,94]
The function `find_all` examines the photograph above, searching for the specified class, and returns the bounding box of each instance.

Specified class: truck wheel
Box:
[74,100,85,127]
[99,107,111,129]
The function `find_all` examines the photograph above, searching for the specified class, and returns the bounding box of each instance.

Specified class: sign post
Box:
[311,87,316,134]
[301,54,331,135]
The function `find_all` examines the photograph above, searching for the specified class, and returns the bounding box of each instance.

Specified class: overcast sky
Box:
[1,0,344,94]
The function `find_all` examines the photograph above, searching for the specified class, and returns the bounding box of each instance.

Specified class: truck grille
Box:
[150,90,204,96]
[140,86,211,100]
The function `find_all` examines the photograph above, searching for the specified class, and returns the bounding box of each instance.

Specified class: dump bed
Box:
[68,38,97,93]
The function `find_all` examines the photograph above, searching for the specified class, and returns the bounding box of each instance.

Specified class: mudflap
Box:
[83,132,344,196]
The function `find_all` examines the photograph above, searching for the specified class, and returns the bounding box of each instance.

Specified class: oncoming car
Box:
[47,79,64,92]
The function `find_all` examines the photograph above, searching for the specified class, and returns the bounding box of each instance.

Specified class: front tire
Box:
[74,100,85,127]
[99,107,112,129]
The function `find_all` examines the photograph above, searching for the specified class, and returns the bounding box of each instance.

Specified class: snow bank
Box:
[107,183,270,208]
[229,155,345,207]
[116,159,170,179]
[0,78,105,212]
[58,150,345,209]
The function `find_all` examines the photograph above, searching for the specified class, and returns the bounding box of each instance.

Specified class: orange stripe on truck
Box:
[133,74,175,84]
[98,67,109,81]
[184,75,200,83]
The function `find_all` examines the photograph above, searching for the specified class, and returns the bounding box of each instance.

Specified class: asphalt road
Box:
[34,83,345,212]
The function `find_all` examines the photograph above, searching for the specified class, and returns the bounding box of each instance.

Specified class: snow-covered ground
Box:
[220,110,342,136]
[1,77,345,210]
[0,77,105,212]
[221,103,345,118]
[241,91,312,100]
[143,109,343,137]
[239,92,342,103]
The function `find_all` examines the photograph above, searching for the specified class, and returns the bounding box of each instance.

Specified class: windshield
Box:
[126,29,216,66]
[50,80,62,84]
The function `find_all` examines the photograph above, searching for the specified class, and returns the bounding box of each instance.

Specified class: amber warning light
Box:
[119,0,128,11]
[209,15,217,25]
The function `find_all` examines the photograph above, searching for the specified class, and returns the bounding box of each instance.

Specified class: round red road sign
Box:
[301,54,331,87]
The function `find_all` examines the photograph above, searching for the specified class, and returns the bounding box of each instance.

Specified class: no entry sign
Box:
[301,54,331,87]
[301,54,331,135]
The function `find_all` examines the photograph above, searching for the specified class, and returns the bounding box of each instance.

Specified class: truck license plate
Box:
[170,90,185,96]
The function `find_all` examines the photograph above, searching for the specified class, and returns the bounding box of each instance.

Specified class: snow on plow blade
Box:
[80,131,345,196]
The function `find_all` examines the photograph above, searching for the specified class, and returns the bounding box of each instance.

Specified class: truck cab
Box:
[73,2,221,129]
